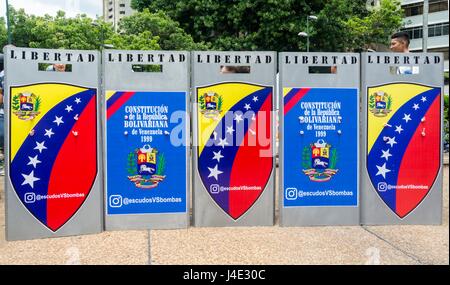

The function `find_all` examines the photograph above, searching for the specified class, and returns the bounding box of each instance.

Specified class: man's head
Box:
[53,64,67,72]
[220,65,250,74]
[220,66,238,74]
[390,32,410,53]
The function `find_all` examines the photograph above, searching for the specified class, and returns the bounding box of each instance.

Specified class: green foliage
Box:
[217,95,223,111]
[1,6,205,51]
[12,95,20,111]
[105,31,160,50]
[2,1,402,52]
[302,145,311,169]
[118,9,208,50]
[137,0,403,51]
[2,7,39,48]
[199,94,205,109]
[315,0,403,51]
[329,148,338,169]
[386,95,392,110]
[131,0,153,11]
[132,64,163,72]
[369,94,376,109]
[0,17,7,48]
[156,153,166,175]
[127,151,137,176]
[2,7,115,49]
[137,0,317,51]
[34,96,41,111]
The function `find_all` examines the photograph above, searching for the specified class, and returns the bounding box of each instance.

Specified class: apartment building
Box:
[400,0,449,94]
[103,0,136,30]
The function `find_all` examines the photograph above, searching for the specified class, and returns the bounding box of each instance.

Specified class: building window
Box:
[428,22,449,37]
[401,22,449,40]
[119,4,125,7]
[403,0,448,17]
[403,3,423,17]
[429,0,449,13]
[414,28,423,39]
[119,11,126,15]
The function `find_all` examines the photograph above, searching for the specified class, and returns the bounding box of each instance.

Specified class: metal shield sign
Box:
[366,83,441,218]
[196,82,273,220]
[9,83,98,232]
[106,91,187,215]
[283,87,358,207]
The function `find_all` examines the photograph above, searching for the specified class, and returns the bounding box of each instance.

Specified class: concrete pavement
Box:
[0,163,448,265]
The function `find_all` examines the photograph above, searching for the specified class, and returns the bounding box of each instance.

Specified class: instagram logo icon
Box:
[24,193,36,204]
[285,188,298,201]
[377,182,388,192]
[210,184,220,194]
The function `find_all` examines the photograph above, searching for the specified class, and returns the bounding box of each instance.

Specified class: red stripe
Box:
[107,92,136,120]
[228,94,273,220]
[284,88,310,115]
[396,94,441,218]
[47,97,98,231]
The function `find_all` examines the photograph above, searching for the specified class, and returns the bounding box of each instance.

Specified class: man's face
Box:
[390,38,407,53]
[54,64,66,72]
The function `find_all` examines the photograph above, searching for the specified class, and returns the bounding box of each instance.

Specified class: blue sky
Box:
[1,0,102,19]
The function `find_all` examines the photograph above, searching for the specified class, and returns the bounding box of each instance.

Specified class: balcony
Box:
[409,35,449,50]
[402,0,424,5]
[403,10,449,27]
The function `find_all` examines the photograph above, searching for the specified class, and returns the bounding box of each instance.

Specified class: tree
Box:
[5,7,39,48]
[2,7,116,50]
[0,17,7,48]
[134,0,403,52]
[1,6,206,51]
[105,31,160,50]
[131,0,153,11]
[314,0,403,51]
[28,12,115,50]
[118,9,208,50]
[132,0,320,51]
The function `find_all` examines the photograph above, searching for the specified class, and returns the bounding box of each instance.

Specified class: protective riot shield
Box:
[3,47,102,240]
[361,52,444,225]
[192,51,276,227]
[279,53,360,226]
[103,50,190,230]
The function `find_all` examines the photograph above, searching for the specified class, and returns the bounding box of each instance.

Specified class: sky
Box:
[0,0,102,19]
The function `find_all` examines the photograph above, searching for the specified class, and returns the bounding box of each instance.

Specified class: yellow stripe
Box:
[106,90,116,101]
[10,83,88,161]
[367,83,432,153]
[283,88,293,97]
[197,83,264,155]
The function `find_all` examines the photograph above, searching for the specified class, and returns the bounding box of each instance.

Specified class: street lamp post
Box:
[298,31,308,51]
[91,22,114,51]
[6,0,12,44]
[92,22,105,51]
[423,0,429,52]
[299,15,318,52]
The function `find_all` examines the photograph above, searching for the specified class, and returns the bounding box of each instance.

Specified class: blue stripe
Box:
[106,91,125,109]
[284,88,300,107]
